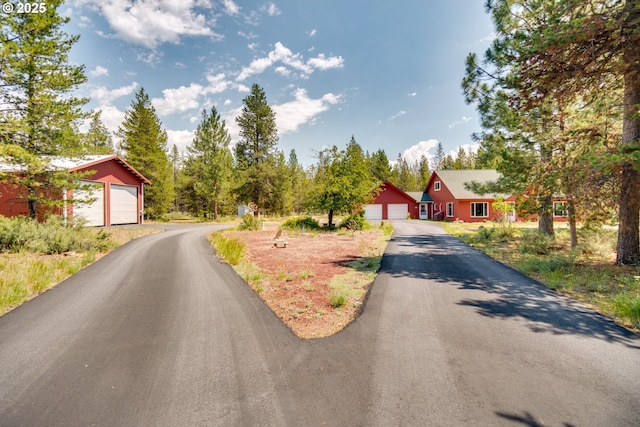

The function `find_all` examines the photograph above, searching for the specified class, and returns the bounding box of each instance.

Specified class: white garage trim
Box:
[388,203,408,220]
[364,204,383,221]
[110,184,138,225]
[74,181,105,227]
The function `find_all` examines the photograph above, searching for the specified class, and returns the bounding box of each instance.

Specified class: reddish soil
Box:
[222,225,387,338]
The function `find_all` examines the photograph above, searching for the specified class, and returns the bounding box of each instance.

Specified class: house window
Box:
[553,201,568,217]
[446,202,454,217]
[434,181,441,191]
[471,202,489,218]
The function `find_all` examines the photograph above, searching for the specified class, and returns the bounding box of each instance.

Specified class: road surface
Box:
[0,221,639,426]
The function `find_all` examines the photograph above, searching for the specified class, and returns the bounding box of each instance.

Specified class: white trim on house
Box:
[470,202,489,218]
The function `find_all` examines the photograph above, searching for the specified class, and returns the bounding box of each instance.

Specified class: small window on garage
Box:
[446,202,454,217]
[471,202,488,218]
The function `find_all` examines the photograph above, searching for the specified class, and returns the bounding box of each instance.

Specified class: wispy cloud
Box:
[222,0,240,15]
[263,2,280,16]
[448,116,472,130]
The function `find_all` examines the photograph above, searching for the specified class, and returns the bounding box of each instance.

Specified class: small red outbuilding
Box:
[0,155,150,226]
[363,181,422,220]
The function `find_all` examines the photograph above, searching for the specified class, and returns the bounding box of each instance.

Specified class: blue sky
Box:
[64,0,495,167]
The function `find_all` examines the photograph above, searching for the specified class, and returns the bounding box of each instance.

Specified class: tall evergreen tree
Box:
[234,83,279,214]
[370,148,392,182]
[479,0,640,264]
[0,0,88,217]
[184,107,233,219]
[82,111,113,155]
[288,149,308,213]
[118,87,174,218]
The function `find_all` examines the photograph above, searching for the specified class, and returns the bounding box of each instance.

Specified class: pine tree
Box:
[234,83,279,214]
[82,111,113,155]
[370,149,392,182]
[118,88,174,218]
[184,107,233,219]
[1,1,89,217]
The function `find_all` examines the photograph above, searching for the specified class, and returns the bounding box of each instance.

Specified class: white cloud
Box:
[222,0,240,15]
[307,29,317,38]
[236,42,343,81]
[448,116,472,130]
[408,92,417,97]
[401,139,439,165]
[388,110,407,121]
[90,82,139,104]
[273,88,341,134]
[152,84,205,116]
[95,104,126,139]
[307,54,344,70]
[167,129,195,152]
[93,0,220,49]
[264,2,280,16]
[89,65,109,77]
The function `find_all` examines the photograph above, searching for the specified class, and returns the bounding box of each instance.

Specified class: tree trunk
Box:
[538,194,555,237]
[328,209,334,229]
[616,1,640,265]
[567,197,578,250]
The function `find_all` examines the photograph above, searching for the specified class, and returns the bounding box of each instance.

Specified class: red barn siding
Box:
[370,181,419,219]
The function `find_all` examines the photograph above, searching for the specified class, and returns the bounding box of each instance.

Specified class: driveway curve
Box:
[0,221,638,426]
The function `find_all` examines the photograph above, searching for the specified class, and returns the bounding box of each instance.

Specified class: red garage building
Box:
[363,181,425,220]
[0,155,150,226]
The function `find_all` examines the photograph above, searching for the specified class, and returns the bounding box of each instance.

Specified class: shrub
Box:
[238,213,261,231]
[0,216,113,254]
[338,213,368,231]
[281,216,321,231]
[519,231,554,255]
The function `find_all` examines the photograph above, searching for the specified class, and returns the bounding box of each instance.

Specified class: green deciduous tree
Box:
[118,87,174,218]
[183,107,233,219]
[311,137,375,228]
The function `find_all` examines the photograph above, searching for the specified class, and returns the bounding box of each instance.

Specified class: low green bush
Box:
[238,213,261,231]
[519,231,554,255]
[338,213,369,231]
[281,216,321,231]
[330,291,347,308]
[0,216,113,254]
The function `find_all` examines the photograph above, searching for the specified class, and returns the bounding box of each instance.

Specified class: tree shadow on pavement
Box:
[495,410,576,427]
[380,233,640,348]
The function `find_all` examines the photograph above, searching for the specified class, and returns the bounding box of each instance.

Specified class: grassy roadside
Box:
[442,221,640,335]
[0,223,161,316]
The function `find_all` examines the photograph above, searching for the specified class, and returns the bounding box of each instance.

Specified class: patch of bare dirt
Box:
[222,225,388,338]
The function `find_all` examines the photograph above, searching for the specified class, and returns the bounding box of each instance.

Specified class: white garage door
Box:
[110,184,138,225]
[74,181,105,226]
[388,204,408,220]
[364,204,383,221]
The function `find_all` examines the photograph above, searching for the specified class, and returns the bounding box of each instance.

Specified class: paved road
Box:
[0,221,639,426]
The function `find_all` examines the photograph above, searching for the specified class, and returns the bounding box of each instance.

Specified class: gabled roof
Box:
[407,192,433,203]
[378,180,420,203]
[0,154,151,184]
[430,169,506,199]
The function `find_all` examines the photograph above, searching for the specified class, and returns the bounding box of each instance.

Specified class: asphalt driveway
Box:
[0,221,638,426]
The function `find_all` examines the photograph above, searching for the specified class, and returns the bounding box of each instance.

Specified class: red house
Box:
[0,155,150,226]
[363,181,429,220]
[426,169,569,222]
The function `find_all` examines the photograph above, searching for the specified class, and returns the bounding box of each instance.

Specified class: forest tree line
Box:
[1,1,639,264]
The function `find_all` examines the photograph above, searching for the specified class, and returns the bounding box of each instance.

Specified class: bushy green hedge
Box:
[280,216,322,231]
[0,216,113,254]
[238,213,262,230]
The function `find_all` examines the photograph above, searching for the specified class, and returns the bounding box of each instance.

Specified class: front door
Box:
[419,204,428,220]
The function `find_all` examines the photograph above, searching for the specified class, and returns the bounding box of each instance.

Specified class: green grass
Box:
[208,232,245,265]
[443,222,640,334]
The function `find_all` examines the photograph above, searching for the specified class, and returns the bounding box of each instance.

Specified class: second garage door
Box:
[110,184,138,225]
[388,204,408,220]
